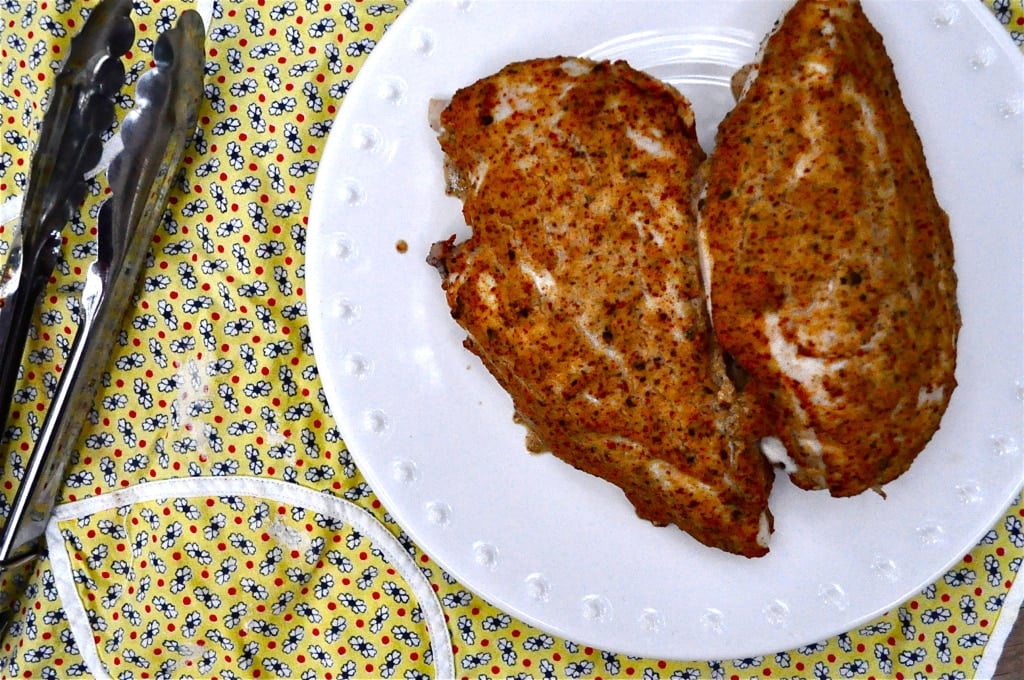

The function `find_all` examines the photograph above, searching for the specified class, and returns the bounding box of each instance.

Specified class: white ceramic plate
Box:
[307,0,1024,660]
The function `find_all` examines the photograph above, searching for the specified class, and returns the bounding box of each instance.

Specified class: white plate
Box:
[307,0,1024,660]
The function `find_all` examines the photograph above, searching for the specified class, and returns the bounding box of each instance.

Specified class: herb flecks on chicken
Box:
[429,57,773,557]
[700,0,960,496]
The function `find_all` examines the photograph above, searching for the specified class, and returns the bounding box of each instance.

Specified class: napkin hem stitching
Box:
[46,517,113,680]
[45,475,456,680]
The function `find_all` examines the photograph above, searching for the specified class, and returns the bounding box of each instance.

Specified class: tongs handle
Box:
[0,0,134,446]
[0,9,205,632]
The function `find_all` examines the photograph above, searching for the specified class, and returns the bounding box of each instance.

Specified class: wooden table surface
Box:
[995,603,1023,680]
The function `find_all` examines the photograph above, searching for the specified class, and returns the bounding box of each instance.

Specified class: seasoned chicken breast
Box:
[700,0,960,496]
[428,57,774,556]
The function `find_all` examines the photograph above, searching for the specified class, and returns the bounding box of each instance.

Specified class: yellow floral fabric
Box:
[0,1,1020,679]
[46,479,452,680]
[989,0,1024,47]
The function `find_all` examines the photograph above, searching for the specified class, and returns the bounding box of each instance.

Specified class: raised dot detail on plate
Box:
[363,409,389,435]
[916,521,946,546]
[472,541,499,570]
[425,501,451,527]
[332,297,360,323]
[819,583,849,611]
[638,608,666,634]
[342,353,372,379]
[339,178,365,206]
[998,97,1023,119]
[955,481,983,504]
[330,235,357,261]
[871,556,900,582]
[524,573,551,602]
[391,459,419,484]
[763,600,790,627]
[932,3,959,26]
[991,433,1019,457]
[454,0,474,11]
[700,608,724,634]
[378,76,408,104]
[581,594,612,623]
[411,27,436,55]
[352,124,383,152]
[969,46,996,70]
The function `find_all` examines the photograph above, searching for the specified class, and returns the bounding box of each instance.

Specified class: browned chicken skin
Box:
[700,0,960,496]
[429,57,774,557]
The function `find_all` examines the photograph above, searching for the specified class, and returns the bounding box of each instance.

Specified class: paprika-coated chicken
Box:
[428,57,774,556]
[699,0,960,496]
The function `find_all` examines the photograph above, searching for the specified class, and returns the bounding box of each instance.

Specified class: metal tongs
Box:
[0,0,205,632]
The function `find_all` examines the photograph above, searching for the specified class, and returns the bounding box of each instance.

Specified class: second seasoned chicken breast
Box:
[429,57,774,556]
[700,0,960,496]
